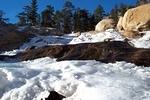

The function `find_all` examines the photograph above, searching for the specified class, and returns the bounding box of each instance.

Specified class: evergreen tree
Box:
[73,8,90,32]
[0,10,8,24]
[136,0,150,5]
[17,5,31,25]
[37,14,41,26]
[17,12,27,25]
[17,0,38,26]
[88,14,96,31]
[41,5,55,27]
[73,8,81,32]
[29,0,38,26]
[62,0,74,33]
[118,3,131,16]
[110,5,119,24]
[54,11,63,32]
[93,4,105,24]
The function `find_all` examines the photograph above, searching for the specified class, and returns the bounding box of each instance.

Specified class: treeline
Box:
[17,0,106,33]
[0,0,149,33]
[0,10,9,24]
[17,0,134,33]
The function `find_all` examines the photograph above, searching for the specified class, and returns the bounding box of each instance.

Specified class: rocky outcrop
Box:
[117,16,123,32]
[0,24,32,52]
[95,19,115,32]
[117,4,150,38]
[17,41,150,66]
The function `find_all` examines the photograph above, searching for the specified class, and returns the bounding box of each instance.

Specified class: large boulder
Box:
[117,16,123,32]
[118,4,150,38]
[95,19,115,32]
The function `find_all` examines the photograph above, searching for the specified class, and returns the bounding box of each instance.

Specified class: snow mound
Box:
[131,31,150,48]
[69,29,125,44]
[70,30,150,48]
[0,57,150,100]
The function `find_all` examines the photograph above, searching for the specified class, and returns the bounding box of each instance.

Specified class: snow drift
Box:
[0,57,150,100]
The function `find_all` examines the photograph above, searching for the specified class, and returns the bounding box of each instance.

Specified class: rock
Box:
[74,32,81,37]
[17,41,150,66]
[120,4,150,38]
[44,91,65,100]
[0,24,32,52]
[95,19,115,32]
[117,16,123,32]
[122,31,140,39]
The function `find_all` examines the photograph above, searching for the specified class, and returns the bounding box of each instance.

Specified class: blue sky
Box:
[0,0,137,23]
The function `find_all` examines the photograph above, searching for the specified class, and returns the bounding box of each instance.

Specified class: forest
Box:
[0,0,150,34]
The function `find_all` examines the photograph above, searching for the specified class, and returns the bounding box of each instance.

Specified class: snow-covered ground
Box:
[70,29,125,44]
[0,57,150,100]
[20,34,76,50]
[0,30,150,100]
[1,29,150,56]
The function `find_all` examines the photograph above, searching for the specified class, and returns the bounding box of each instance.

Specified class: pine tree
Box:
[73,8,81,32]
[41,5,55,27]
[17,12,27,26]
[54,11,63,32]
[62,0,74,33]
[17,5,31,25]
[0,10,8,24]
[17,0,38,26]
[118,3,131,16]
[29,0,38,26]
[73,8,90,32]
[136,0,150,5]
[88,14,96,31]
[110,5,119,25]
[23,5,31,24]
[93,4,105,24]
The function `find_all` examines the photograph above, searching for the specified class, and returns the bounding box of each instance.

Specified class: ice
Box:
[0,57,149,100]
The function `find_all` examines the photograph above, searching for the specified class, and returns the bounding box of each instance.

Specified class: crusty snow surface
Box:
[0,57,150,100]
[0,30,150,100]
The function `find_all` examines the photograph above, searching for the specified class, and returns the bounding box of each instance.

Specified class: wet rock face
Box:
[17,41,150,66]
[44,91,65,100]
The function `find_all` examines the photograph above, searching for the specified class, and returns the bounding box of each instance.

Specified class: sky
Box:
[0,0,137,23]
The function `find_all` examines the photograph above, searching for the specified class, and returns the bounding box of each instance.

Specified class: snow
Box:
[70,30,150,48]
[0,49,25,56]
[0,30,150,99]
[69,29,125,44]
[20,34,75,50]
[1,29,149,57]
[131,31,150,48]
[0,57,149,100]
